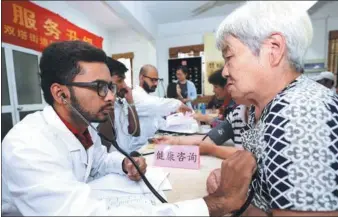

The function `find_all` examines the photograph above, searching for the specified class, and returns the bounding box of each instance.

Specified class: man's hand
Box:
[203,150,256,216]
[153,135,179,145]
[122,157,147,181]
[121,81,134,104]
[177,103,192,114]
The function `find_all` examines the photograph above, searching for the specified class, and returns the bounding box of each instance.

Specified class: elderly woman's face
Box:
[221,35,267,101]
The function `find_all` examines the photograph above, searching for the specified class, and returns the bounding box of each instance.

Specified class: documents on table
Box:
[160,112,200,134]
[88,167,172,210]
[88,167,172,194]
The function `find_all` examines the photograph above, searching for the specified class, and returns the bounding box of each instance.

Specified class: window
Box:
[117,58,132,87]
[112,52,134,87]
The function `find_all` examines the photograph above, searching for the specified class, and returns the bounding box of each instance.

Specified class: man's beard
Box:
[143,82,157,93]
[69,90,110,124]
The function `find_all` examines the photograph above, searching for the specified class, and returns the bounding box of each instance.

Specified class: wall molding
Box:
[169,44,204,58]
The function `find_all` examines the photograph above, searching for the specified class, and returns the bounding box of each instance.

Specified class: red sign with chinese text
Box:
[1,1,103,52]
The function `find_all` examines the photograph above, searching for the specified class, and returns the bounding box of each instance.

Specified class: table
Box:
[143,152,223,203]
[157,124,211,136]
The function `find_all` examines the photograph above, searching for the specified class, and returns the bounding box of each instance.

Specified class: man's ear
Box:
[266,32,287,67]
[139,74,144,83]
[50,83,69,105]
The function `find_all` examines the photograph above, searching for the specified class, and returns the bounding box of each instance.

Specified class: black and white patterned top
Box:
[226,105,250,148]
[242,74,338,212]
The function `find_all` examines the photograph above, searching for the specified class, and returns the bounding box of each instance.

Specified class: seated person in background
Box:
[207,94,223,109]
[129,64,192,153]
[176,66,197,108]
[193,69,237,127]
[98,57,140,152]
[315,71,337,93]
[155,103,249,159]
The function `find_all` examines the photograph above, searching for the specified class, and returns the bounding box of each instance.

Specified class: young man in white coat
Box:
[128,64,192,152]
[2,40,257,216]
[98,57,140,153]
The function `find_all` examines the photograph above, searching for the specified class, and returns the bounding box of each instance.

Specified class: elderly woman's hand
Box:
[206,168,221,194]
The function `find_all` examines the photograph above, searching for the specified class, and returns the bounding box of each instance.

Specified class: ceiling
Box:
[64,1,325,34]
[141,1,243,24]
[66,1,129,31]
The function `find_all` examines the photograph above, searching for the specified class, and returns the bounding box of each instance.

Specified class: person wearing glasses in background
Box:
[176,66,197,109]
[129,64,193,152]
[97,57,140,153]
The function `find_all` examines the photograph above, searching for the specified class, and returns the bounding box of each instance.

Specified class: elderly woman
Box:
[212,1,338,216]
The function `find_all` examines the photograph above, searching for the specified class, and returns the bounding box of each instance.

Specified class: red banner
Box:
[1,1,103,52]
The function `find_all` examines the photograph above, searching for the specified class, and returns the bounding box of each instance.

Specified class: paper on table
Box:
[160,112,200,134]
[88,167,171,212]
[88,167,172,194]
[90,188,168,210]
[165,112,197,127]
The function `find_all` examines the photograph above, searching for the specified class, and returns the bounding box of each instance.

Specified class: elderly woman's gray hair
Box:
[216,1,313,73]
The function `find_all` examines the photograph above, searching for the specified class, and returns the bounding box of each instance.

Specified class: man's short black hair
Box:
[176,66,189,75]
[208,68,227,87]
[106,57,128,77]
[39,40,107,106]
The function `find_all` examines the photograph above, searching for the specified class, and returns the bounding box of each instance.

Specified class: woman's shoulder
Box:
[187,80,196,87]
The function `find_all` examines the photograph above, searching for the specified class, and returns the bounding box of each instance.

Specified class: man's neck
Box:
[249,70,301,119]
[179,80,187,84]
[54,105,88,134]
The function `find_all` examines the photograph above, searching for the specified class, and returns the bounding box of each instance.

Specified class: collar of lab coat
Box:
[42,105,87,153]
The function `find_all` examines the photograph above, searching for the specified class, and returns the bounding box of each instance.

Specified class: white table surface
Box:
[143,152,223,203]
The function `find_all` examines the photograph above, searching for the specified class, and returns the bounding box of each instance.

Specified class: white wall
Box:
[109,28,157,86]
[31,1,111,54]
[305,1,338,63]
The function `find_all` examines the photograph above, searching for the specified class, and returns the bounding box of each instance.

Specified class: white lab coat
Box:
[110,99,131,152]
[128,85,183,152]
[1,105,208,216]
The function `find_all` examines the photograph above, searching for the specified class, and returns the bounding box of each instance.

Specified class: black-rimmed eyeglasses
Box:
[64,80,117,97]
[143,75,160,83]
